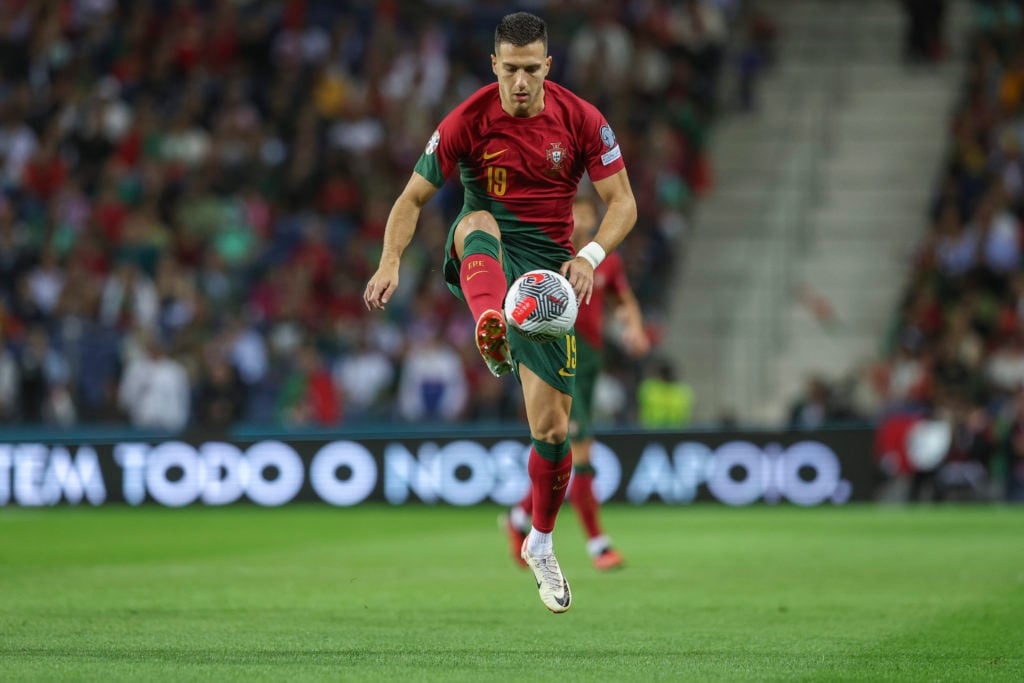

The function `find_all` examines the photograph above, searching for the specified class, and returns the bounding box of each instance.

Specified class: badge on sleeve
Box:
[425,130,440,155]
[599,125,620,166]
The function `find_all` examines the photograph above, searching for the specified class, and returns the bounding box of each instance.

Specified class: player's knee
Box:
[532,421,569,445]
[454,211,502,259]
[459,211,500,237]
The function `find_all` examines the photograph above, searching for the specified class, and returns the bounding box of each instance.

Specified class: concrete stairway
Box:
[668,0,964,424]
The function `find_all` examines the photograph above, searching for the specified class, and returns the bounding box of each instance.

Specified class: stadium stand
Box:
[874,0,1024,501]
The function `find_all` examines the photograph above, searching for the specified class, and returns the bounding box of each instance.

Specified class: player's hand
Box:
[560,257,595,305]
[364,262,400,311]
[622,323,651,357]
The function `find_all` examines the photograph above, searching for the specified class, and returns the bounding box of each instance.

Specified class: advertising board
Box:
[0,428,875,507]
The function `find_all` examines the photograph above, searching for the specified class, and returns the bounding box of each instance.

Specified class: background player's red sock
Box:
[459,230,507,321]
[569,464,602,539]
[528,440,572,534]
[518,487,533,517]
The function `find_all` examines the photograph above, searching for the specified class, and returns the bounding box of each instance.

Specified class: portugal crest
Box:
[546,141,565,172]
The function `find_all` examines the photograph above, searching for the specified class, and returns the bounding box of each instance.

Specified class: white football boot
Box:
[521,537,572,613]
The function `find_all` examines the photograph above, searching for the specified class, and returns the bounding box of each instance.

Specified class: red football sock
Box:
[528,447,572,533]
[569,469,602,539]
[460,253,507,321]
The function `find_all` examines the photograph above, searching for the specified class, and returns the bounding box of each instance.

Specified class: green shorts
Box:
[569,336,601,439]
[444,210,575,396]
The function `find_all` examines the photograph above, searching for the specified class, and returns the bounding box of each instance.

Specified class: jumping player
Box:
[504,194,649,571]
[364,12,637,613]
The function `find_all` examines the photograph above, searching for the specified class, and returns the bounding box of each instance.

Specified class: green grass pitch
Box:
[1,504,1022,681]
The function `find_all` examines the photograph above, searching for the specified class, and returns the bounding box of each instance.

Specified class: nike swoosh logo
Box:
[558,369,575,377]
[535,578,570,610]
[553,582,570,608]
[482,149,508,160]
[465,270,488,281]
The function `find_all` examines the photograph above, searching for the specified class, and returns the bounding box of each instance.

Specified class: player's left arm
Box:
[561,168,637,305]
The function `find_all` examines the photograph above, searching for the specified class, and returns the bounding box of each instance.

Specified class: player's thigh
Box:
[510,328,575,392]
[519,361,572,443]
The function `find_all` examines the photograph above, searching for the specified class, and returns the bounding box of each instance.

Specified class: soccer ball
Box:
[504,269,578,343]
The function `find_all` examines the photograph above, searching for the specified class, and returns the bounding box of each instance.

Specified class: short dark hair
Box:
[494,12,547,54]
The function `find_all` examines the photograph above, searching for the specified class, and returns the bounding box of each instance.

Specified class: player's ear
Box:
[491,54,498,76]
[545,55,552,74]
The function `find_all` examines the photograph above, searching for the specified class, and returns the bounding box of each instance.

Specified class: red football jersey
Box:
[574,250,630,349]
[414,81,626,257]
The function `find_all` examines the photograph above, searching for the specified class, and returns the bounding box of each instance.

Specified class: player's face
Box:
[492,40,551,117]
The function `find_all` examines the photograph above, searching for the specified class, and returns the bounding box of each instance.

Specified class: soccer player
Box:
[363,12,637,613]
[504,194,649,571]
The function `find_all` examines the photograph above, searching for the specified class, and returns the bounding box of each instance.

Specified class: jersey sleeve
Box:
[413,109,470,187]
[581,105,626,183]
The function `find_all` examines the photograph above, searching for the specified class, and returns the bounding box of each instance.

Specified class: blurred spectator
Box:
[26,247,64,316]
[901,0,948,63]
[333,327,395,422]
[937,400,994,500]
[195,350,244,430]
[0,327,17,420]
[0,97,38,186]
[16,325,69,424]
[223,315,268,389]
[593,368,634,424]
[735,7,778,111]
[637,358,695,428]
[788,375,837,430]
[117,333,190,431]
[397,327,468,423]
[1001,388,1024,501]
[275,342,342,427]
[99,261,159,331]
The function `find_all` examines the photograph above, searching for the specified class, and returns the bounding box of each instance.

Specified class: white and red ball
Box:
[503,269,578,343]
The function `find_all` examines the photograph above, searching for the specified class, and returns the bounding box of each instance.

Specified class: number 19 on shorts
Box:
[561,333,576,377]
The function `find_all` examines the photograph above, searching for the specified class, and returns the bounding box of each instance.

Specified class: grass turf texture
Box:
[1,505,1021,682]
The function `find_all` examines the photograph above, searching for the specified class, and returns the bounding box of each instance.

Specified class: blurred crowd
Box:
[792,1,1024,501]
[0,0,770,431]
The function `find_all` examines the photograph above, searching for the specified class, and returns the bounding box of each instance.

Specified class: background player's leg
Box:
[569,442,602,540]
[565,337,621,567]
[503,475,533,568]
[570,441,623,569]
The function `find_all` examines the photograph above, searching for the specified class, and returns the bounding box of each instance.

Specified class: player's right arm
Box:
[365,93,474,310]
[363,172,438,311]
